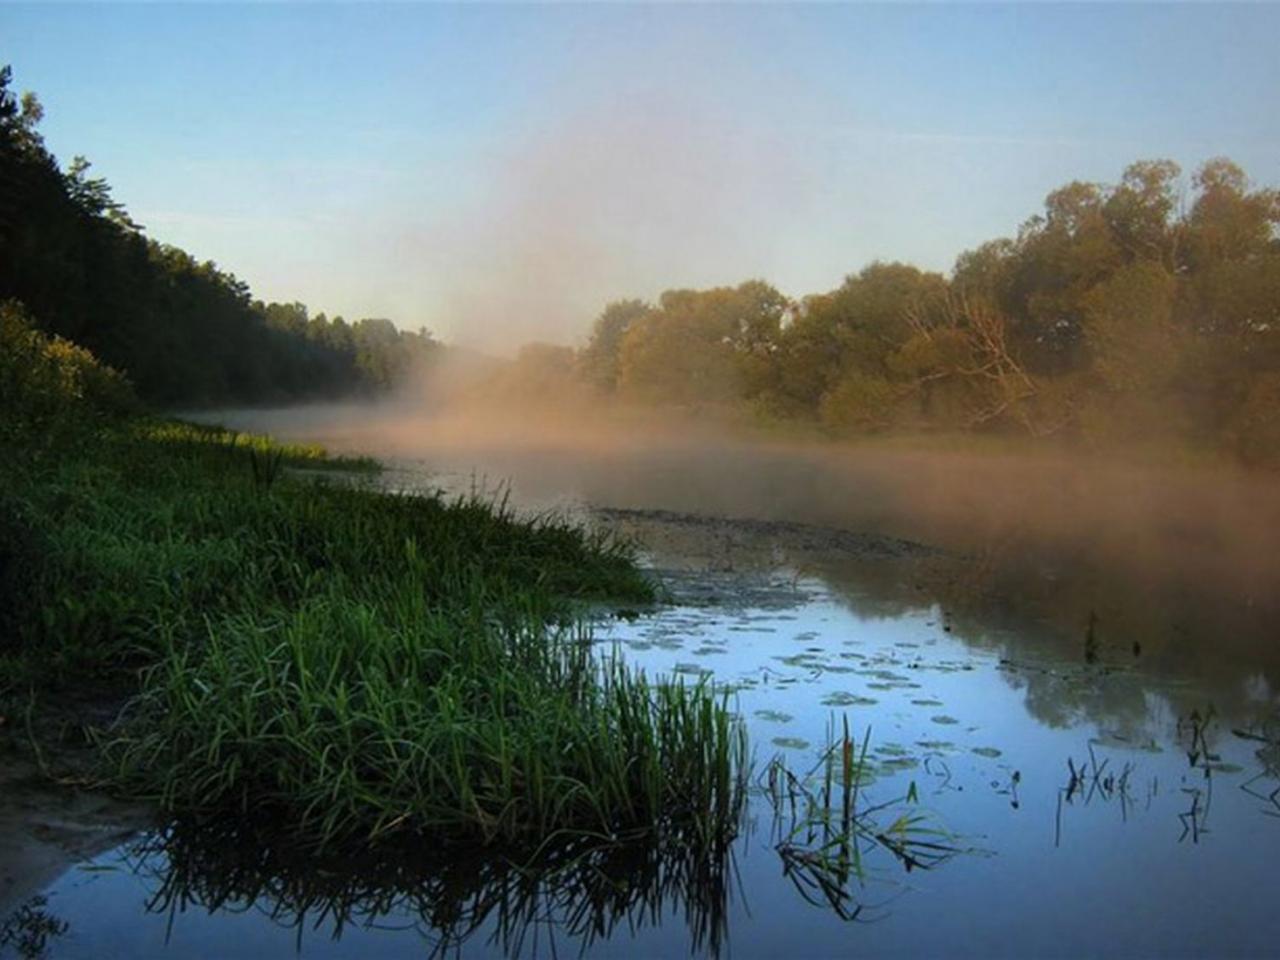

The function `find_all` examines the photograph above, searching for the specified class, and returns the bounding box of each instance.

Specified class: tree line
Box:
[521,158,1279,465]
[4,63,1278,465]
[0,66,437,407]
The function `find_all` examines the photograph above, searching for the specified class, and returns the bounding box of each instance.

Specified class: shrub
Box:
[0,300,137,450]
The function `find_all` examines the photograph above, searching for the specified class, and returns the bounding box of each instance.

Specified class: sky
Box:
[4,3,1279,351]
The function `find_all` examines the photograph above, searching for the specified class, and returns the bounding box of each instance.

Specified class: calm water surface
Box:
[7,430,1279,959]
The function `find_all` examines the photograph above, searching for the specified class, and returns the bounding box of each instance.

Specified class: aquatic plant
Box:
[763,717,961,921]
[106,615,747,850]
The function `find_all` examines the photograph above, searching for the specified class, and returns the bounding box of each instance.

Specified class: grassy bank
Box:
[2,381,746,854]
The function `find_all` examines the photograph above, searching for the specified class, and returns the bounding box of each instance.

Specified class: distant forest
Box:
[0,66,437,407]
[493,161,1278,465]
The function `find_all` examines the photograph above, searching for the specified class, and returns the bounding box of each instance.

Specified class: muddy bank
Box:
[0,758,147,921]
[0,692,151,922]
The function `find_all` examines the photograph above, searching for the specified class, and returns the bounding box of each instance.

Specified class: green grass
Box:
[1,417,747,856]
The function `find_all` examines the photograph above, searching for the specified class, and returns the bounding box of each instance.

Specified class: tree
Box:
[615,282,787,408]
[1082,261,1181,395]
[577,299,651,394]
[1103,160,1181,265]
[1184,158,1279,269]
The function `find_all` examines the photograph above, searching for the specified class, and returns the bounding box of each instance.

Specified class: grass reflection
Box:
[129,813,740,958]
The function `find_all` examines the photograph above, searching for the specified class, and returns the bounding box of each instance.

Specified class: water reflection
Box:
[0,897,67,960]
[762,723,969,924]
[13,434,1280,957]
[593,505,1280,736]
[127,816,739,959]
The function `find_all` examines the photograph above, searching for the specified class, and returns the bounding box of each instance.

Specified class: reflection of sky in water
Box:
[18,570,1280,959]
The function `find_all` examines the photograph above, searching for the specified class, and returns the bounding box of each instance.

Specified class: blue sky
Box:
[5,3,1279,349]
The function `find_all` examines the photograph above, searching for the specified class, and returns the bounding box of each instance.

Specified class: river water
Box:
[6,411,1279,959]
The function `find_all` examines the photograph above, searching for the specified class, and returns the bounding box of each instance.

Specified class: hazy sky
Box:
[5,3,1279,350]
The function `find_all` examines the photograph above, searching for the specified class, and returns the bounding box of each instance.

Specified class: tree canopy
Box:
[564,158,1279,465]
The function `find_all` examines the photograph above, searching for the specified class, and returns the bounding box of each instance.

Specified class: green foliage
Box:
[764,719,961,920]
[818,374,900,435]
[3,406,747,854]
[0,66,436,407]
[0,300,137,450]
[0,493,48,654]
[561,157,1280,463]
[109,618,745,849]
[578,299,652,393]
[615,282,786,407]
[1082,261,1181,395]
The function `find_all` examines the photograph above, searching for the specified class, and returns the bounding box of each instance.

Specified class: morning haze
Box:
[2,3,1280,958]
[6,3,1278,350]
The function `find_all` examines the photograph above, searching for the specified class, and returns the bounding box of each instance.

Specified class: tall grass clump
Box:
[2,323,747,855]
[106,598,746,849]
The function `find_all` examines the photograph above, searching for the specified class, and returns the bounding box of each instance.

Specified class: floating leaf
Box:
[754,709,794,723]
[821,692,878,707]
[771,736,812,751]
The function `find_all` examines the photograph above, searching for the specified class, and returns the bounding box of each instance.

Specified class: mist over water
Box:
[203,394,1280,696]
[28,395,1280,959]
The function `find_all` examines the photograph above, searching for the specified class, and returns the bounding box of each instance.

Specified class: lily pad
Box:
[754,709,794,723]
[821,692,878,707]
[673,663,713,678]
[1207,762,1244,774]
[771,737,812,751]
[879,757,920,773]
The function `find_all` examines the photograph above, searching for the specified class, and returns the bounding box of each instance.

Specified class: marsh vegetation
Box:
[1,308,749,881]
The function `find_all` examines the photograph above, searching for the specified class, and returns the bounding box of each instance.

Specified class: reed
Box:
[4,417,748,855]
[764,717,960,920]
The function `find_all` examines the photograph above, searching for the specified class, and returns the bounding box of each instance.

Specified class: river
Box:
[5,407,1278,959]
